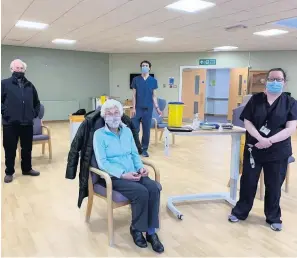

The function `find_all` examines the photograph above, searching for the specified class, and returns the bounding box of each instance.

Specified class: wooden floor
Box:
[2,121,297,257]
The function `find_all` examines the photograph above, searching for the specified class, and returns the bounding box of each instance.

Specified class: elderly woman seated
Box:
[93,99,164,253]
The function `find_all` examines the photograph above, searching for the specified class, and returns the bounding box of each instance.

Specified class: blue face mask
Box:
[266,81,283,94]
[141,66,149,74]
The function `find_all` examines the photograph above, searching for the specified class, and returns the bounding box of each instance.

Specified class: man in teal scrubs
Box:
[131,60,162,157]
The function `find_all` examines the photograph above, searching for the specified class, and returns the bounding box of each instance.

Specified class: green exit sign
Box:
[199,59,216,65]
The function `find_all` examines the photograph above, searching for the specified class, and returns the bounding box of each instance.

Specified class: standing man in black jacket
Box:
[1,59,41,183]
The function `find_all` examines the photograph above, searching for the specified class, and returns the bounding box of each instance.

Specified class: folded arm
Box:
[269,120,297,144]
[244,119,263,142]
[93,131,125,178]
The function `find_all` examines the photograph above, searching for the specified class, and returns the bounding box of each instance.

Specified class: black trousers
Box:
[3,124,33,175]
[112,176,160,232]
[232,151,288,224]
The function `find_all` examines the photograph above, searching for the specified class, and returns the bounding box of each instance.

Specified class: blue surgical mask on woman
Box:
[141,66,149,74]
[105,116,121,129]
[266,80,284,94]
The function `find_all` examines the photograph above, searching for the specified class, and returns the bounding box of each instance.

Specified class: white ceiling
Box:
[1,0,297,53]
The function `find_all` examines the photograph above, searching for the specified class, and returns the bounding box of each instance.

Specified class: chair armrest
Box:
[42,125,51,137]
[141,159,160,183]
[89,167,113,198]
[152,118,158,129]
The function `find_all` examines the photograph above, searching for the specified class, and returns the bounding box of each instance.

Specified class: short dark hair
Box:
[140,60,152,68]
[267,68,287,81]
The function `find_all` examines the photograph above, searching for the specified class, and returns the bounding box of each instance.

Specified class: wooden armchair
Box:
[86,157,161,246]
[18,104,52,160]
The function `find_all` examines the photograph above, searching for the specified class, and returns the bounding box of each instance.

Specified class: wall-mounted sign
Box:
[169,77,174,88]
[198,59,216,65]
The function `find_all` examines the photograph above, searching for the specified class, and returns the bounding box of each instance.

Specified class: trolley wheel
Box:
[177,214,183,220]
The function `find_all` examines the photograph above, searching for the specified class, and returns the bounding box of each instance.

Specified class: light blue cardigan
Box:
[93,124,144,178]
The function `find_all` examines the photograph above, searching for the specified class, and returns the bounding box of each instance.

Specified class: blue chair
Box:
[151,98,168,145]
[18,104,52,160]
[86,155,161,246]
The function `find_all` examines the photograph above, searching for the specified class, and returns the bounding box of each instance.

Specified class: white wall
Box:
[2,45,109,120]
[109,51,297,115]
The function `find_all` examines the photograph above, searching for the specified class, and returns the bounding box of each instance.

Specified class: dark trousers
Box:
[112,176,160,232]
[2,124,33,175]
[232,152,288,224]
[132,108,153,152]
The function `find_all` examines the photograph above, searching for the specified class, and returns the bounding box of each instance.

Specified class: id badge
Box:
[260,126,271,136]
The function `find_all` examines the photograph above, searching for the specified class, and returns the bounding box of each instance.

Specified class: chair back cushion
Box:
[151,98,166,127]
[232,106,244,128]
[33,104,45,135]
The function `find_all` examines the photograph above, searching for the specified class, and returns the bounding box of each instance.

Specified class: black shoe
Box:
[4,175,13,183]
[130,226,147,248]
[146,233,164,253]
[142,151,149,157]
[22,169,40,176]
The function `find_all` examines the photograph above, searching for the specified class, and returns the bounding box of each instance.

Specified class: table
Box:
[164,126,246,220]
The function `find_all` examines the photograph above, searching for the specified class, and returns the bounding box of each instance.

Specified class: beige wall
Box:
[109,51,297,112]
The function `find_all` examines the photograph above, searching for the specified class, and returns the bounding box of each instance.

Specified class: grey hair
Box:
[10,59,27,71]
[100,99,124,117]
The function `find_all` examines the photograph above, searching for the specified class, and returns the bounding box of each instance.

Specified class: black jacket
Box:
[65,109,142,208]
[1,75,40,125]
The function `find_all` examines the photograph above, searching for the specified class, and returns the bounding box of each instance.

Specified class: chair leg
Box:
[227,178,231,187]
[155,128,158,145]
[159,129,163,141]
[48,139,52,160]
[42,143,45,155]
[107,202,114,246]
[85,195,94,222]
[259,171,264,201]
[285,165,290,193]
[172,134,176,145]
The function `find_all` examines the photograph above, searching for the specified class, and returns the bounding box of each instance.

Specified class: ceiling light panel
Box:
[253,29,289,36]
[52,39,77,44]
[213,46,238,51]
[165,0,216,13]
[15,20,48,30]
[136,37,164,42]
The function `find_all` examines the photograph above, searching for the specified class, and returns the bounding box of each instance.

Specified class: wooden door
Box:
[182,69,207,121]
[227,68,249,121]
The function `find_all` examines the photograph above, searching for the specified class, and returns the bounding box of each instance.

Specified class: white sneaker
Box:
[270,223,282,231]
[228,214,239,223]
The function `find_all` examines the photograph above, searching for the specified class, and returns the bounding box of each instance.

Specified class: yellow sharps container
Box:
[100,95,107,104]
[168,102,184,127]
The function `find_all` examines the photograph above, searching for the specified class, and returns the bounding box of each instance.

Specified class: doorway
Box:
[179,66,249,122]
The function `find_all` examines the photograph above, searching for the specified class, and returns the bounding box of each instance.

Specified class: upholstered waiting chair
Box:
[151,98,169,145]
[18,104,52,160]
[86,154,161,246]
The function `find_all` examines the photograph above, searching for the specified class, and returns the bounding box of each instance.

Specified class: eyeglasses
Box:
[267,78,284,82]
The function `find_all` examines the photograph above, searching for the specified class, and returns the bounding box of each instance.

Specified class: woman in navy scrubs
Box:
[228,68,297,231]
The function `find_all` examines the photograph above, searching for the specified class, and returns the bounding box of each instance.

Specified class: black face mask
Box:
[13,71,25,79]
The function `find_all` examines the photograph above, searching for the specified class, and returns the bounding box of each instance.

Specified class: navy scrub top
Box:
[240,92,297,162]
[131,75,158,110]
